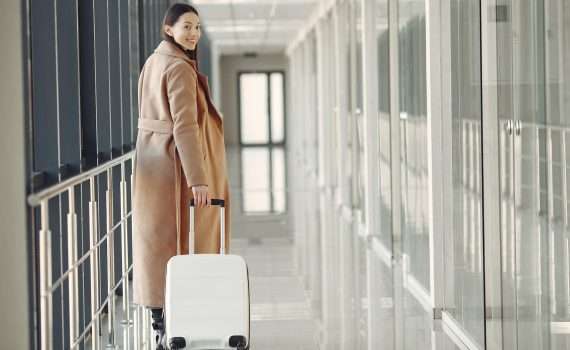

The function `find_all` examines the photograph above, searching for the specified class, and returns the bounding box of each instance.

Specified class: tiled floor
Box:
[94,212,474,350]
[232,237,319,350]
[230,233,465,350]
[239,234,349,349]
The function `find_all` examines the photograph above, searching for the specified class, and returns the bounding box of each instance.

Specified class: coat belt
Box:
[137,117,184,254]
[138,118,173,134]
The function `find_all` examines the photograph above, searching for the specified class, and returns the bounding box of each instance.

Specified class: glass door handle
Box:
[514,120,522,136]
[504,120,513,135]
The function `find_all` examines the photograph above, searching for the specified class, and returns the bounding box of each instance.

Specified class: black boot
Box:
[151,308,165,350]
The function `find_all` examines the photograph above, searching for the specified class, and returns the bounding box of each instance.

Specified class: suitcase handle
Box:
[189,198,226,255]
[190,198,225,207]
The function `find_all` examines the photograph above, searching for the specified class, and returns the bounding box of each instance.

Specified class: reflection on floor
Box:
[95,232,470,350]
[233,232,470,350]
[232,237,318,349]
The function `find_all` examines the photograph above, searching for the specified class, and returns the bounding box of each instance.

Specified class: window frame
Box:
[236,70,287,147]
[237,69,288,215]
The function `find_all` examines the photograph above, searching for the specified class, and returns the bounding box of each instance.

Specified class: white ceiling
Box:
[191,0,320,55]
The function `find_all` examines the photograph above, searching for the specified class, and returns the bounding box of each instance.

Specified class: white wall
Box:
[0,0,31,348]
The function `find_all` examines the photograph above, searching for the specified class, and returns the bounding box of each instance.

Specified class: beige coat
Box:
[132,40,231,307]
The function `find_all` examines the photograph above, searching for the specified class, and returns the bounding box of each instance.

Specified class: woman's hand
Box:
[192,185,210,208]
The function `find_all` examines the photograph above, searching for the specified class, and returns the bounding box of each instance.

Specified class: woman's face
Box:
[164,12,201,50]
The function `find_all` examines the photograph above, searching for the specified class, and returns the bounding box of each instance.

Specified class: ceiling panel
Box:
[191,0,319,54]
[192,0,318,5]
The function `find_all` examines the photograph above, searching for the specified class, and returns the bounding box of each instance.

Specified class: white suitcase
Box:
[164,199,250,350]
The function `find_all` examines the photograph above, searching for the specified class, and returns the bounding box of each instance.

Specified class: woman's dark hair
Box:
[162,3,200,70]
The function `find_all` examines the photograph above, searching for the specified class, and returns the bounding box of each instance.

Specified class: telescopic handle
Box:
[190,198,225,207]
[188,198,226,255]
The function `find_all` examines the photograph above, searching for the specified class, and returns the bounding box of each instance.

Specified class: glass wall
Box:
[354,0,366,221]
[544,5,570,347]
[494,0,570,348]
[376,0,391,248]
[288,0,570,349]
[398,0,430,292]
[546,2,570,344]
[443,0,485,346]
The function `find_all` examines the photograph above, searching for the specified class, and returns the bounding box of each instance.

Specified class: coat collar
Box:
[155,40,224,124]
[155,40,197,70]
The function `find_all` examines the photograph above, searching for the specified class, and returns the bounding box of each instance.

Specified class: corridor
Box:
[2,0,570,349]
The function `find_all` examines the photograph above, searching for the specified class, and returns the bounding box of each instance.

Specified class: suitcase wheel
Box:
[229,335,247,349]
[169,337,186,349]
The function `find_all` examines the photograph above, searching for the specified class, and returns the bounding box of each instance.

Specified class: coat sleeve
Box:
[137,64,145,127]
[166,62,208,188]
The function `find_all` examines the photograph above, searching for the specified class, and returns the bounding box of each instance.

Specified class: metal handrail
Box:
[28,151,135,206]
[49,212,131,293]
[26,150,152,350]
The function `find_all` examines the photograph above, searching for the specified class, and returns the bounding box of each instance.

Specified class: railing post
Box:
[143,308,151,349]
[40,200,53,350]
[120,163,130,323]
[220,206,225,254]
[133,305,140,349]
[562,131,569,316]
[132,157,139,346]
[67,188,79,348]
[106,168,116,348]
[563,131,568,230]
[190,206,195,253]
[89,177,101,350]
[120,161,133,350]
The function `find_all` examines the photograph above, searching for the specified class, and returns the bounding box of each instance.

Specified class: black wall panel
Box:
[30,0,59,188]
[109,1,123,159]
[120,0,133,151]
[94,0,111,163]
[130,0,141,144]
[79,0,98,169]
[56,0,81,178]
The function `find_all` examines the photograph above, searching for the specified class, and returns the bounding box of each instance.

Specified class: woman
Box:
[132,3,231,345]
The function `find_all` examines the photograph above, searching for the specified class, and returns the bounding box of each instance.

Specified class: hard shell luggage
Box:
[164,199,250,350]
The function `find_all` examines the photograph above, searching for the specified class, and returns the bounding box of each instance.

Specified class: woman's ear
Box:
[164,25,173,37]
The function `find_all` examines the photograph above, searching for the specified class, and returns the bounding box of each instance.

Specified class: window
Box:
[238,72,285,146]
[238,71,286,214]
